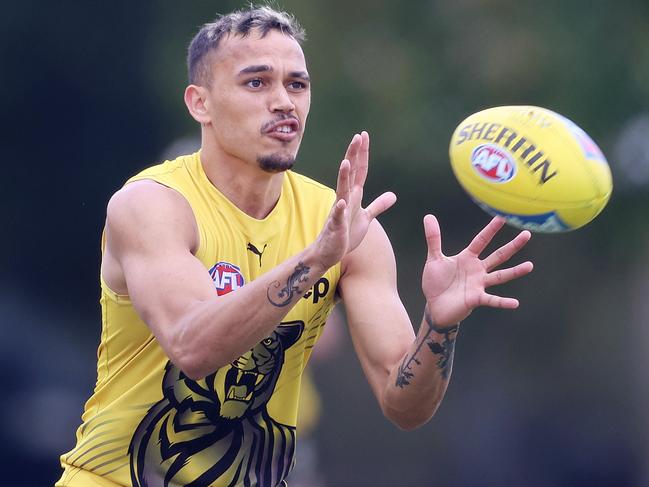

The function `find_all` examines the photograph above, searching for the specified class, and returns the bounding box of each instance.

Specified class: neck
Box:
[199,138,285,220]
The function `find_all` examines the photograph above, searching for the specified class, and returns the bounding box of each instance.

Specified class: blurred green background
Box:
[2,0,649,485]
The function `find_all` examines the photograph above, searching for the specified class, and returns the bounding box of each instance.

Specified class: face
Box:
[200,29,311,173]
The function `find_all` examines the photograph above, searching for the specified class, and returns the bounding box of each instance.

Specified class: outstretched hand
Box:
[422,215,533,327]
[316,131,396,268]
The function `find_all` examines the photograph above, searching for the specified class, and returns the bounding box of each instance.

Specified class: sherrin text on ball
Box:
[449,106,613,232]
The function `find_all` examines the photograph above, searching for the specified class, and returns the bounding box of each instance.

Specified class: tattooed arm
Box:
[102,133,396,380]
[340,216,532,430]
[395,312,458,388]
[385,310,460,428]
[102,181,336,380]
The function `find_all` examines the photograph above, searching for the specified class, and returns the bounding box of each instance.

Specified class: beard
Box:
[257,153,296,173]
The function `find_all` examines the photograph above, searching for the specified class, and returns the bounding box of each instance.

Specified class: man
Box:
[58,6,533,487]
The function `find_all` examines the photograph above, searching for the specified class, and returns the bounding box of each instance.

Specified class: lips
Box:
[262,117,300,142]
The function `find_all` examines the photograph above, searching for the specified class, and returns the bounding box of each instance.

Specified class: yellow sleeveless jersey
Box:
[58,152,341,487]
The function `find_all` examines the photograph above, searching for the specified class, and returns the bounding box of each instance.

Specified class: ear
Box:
[275,320,305,349]
[184,84,211,124]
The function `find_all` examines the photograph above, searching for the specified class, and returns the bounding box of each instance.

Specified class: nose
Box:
[269,85,295,113]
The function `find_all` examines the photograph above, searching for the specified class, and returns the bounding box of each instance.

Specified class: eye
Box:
[246,78,263,89]
[263,338,273,345]
[288,81,307,91]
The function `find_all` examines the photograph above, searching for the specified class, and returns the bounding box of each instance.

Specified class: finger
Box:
[364,191,397,220]
[344,134,360,190]
[329,198,347,226]
[424,214,443,260]
[480,293,520,309]
[335,159,351,203]
[344,134,361,172]
[344,133,360,160]
[484,261,534,287]
[482,230,532,271]
[354,131,370,187]
[466,216,507,256]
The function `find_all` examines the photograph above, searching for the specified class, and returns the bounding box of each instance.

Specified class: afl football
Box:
[449,106,613,232]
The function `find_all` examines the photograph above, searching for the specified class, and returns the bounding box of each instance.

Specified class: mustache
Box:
[260,114,300,134]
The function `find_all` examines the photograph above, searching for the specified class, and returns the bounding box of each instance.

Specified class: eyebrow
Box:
[238,64,272,75]
[238,65,310,81]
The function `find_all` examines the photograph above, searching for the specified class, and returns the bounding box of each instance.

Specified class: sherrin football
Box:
[449,106,613,232]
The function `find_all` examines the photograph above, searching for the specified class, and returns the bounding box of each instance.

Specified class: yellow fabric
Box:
[295,367,322,436]
[58,152,340,487]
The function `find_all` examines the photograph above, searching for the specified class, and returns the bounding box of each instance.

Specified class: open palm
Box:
[422,215,533,327]
[316,132,396,268]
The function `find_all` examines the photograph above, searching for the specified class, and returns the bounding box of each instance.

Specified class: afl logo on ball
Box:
[471,144,516,183]
[209,261,245,296]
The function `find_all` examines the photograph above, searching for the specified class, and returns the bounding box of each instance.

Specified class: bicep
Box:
[104,182,216,346]
[339,220,415,401]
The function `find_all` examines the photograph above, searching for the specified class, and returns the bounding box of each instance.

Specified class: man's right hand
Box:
[315,131,397,269]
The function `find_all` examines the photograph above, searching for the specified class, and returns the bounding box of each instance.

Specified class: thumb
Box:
[365,191,397,220]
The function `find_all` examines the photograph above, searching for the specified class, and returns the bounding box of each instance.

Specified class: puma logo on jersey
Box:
[247,242,268,267]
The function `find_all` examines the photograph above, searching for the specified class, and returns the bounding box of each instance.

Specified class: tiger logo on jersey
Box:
[128,320,304,487]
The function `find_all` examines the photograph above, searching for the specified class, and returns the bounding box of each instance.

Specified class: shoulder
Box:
[126,153,196,185]
[108,179,191,219]
[106,180,198,253]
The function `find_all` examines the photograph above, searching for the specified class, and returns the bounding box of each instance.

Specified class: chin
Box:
[257,153,296,173]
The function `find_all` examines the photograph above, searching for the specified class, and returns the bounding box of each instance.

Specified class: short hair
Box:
[187,5,306,86]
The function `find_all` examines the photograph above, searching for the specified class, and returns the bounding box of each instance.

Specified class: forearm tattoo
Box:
[267,262,310,307]
[426,313,459,380]
[395,310,459,388]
